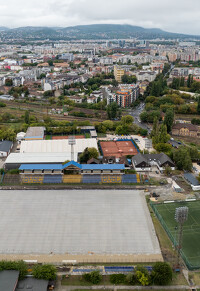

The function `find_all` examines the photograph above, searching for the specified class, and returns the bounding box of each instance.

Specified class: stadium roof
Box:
[81,164,124,170]
[19,161,125,171]
[19,164,63,170]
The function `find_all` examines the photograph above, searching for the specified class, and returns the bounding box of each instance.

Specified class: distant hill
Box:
[0,24,199,40]
[0,26,9,31]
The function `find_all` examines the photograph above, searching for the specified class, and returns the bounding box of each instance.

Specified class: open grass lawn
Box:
[152,201,200,269]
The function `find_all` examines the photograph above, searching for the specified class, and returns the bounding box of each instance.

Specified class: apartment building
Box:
[107,84,140,108]
[114,65,125,83]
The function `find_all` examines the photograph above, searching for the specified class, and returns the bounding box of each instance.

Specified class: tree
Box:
[126,273,136,285]
[164,108,174,133]
[5,78,13,86]
[173,146,192,171]
[24,110,30,124]
[187,74,193,88]
[83,271,102,284]
[0,260,28,280]
[102,120,114,130]
[32,264,56,280]
[159,124,170,143]
[151,262,172,285]
[48,59,54,66]
[135,271,150,286]
[115,125,127,135]
[107,102,121,120]
[154,143,172,154]
[79,147,99,163]
[171,78,180,90]
[121,75,137,84]
[197,96,200,115]
[110,274,126,284]
[121,115,134,125]
[164,166,173,176]
[0,128,16,141]
[180,77,185,87]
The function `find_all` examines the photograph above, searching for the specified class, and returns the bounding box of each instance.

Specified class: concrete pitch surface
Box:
[0,190,161,255]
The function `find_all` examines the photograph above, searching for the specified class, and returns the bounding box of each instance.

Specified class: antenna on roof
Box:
[68,135,76,161]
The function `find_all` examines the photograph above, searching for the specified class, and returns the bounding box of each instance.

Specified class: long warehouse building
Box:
[4,138,98,170]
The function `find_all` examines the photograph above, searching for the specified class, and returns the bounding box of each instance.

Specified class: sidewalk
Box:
[55,284,193,291]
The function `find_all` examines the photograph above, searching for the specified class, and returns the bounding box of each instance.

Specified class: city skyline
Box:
[0,0,199,35]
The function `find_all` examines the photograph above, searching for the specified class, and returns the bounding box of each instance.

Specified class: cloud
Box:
[0,0,199,35]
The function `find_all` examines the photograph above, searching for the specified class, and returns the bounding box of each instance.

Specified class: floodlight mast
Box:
[68,136,76,161]
[174,207,188,268]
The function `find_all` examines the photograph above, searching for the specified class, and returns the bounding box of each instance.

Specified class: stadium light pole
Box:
[174,206,188,269]
[68,136,76,161]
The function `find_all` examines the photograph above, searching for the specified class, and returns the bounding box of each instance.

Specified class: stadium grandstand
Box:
[18,161,141,184]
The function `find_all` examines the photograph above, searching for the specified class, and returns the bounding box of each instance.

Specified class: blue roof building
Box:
[19,161,125,174]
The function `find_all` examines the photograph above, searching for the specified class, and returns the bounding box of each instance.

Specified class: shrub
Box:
[126,273,136,285]
[0,260,28,280]
[151,262,172,285]
[135,271,150,286]
[83,271,102,284]
[0,168,4,175]
[32,264,56,280]
[0,102,6,107]
[7,169,19,174]
[110,274,126,284]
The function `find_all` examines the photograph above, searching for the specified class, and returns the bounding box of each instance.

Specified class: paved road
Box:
[128,103,151,134]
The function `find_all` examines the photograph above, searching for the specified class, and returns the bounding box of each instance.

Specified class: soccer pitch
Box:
[151,200,200,269]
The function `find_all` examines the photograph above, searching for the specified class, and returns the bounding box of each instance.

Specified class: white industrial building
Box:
[5,153,72,170]
[20,139,98,154]
[4,138,98,169]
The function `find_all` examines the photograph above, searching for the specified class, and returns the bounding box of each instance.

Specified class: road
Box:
[128,103,151,134]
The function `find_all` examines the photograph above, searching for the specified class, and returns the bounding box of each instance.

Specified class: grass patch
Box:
[45,135,52,140]
[151,201,200,269]
[61,275,111,286]
[85,133,91,138]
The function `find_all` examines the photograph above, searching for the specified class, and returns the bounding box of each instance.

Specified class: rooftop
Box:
[0,140,13,152]
[0,270,19,291]
[25,127,46,139]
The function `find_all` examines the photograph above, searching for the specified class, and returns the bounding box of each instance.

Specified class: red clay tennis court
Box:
[52,135,85,140]
[100,140,138,158]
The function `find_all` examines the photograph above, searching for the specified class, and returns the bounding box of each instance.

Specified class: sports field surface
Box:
[100,140,139,158]
[152,201,200,269]
[0,190,161,257]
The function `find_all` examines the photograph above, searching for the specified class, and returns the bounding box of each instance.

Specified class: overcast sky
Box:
[0,0,200,35]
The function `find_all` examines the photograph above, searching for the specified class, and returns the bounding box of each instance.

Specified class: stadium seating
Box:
[122,174,138,184]
[72,268,102,273]
[82,175,101,184]
[21,175,43,184]
[63,175,82,183]
[101,175,122,184]
[136,174,140,183]
[43,175,62,184]
[105,266,134,273]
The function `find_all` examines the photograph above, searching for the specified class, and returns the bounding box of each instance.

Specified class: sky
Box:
[0,0,200,35]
